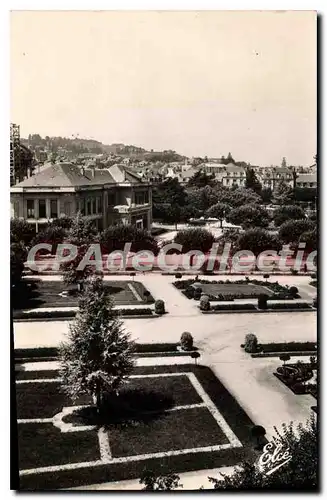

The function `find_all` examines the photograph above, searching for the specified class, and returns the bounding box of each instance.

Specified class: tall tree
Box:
[281,157,287,168]
[206,203,231,227]
[245,168,262,194]
[273,205,306,227]
[61,213,98,286]
[273,180,294,205]
[59,276,135,412]
[227,204,270,229]
[236,228,282,255]
[279,219,315,244]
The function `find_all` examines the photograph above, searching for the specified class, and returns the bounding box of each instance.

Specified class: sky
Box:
[10,10,317,166]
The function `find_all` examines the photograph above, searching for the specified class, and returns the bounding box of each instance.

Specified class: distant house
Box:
[10,162,152,233]
[222,164,247,188]
[258,167,294,190]
[295,173,317,189]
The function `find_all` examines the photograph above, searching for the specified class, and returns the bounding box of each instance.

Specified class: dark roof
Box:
[12,163,146,188]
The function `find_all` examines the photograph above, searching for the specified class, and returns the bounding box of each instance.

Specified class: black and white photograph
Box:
[9,7,318,491]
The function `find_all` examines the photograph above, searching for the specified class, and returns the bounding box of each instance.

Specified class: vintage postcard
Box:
[10,10,318,491]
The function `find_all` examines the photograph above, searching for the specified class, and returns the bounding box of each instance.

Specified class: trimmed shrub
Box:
[313,296,317,308]
[311,272,317,279]
[199,295,210,311]
[180,332,194,351]
[211,303,256,311]
[290,269,298,275]
[175,273,182,279]
[244,333,258,353]
[154,299,165,315]
[289,286,299,297]
[258,294,268,310]
[267,302,311,310]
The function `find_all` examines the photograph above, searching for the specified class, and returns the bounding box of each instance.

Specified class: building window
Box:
[14,202,20,218]
[144,191,149,204]
[50,200,58,219]
[98,197,103,214]
[64,202,72,217]
[27,200,35,218]
[39,199,46,218]
[79,199,85,216]
[108,192,116,206]
[92,198,97,214]
[87,199,92,215]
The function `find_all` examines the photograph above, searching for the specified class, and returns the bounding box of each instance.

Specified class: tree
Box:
[281,157,287,168]
[61,213,99,286]
[188,170,216,188]
[186,186,220,213]
[100,225,158,254]
[273,180,294,205]
[11,241,27,287]
[59,276,135,413]
[206,203,231,227]
[273,205,306,227]
[236,228,282,255]
[260,187,273,204]
[219,188,261,208]
[140,471,182,491]
[278,219,315,244]
[152,178,188,225]
[227,204,269,229]
[299,228,317,252]
[280,353,291,372]
[10,218,35,247]
[31,225,67,253]
[245,168,262,194]
[174,228,215,253]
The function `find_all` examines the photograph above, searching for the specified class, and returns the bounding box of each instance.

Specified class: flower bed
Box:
[174,278,297,301]
[274,362,317,398]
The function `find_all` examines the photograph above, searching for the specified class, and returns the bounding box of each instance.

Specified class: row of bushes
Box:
[207,303,257,312]
[199,293,312,312]
[243,337,317,354]
[14,307,156,320]
[267,302,312,310]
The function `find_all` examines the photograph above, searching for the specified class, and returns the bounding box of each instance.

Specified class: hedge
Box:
[15,343,199,361]
[14,308,155,321]
[266,302,312,310]
[210,303,257,311]
[258,342,316,354]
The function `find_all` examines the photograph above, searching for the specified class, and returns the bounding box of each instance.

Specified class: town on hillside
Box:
[10,10,318,493]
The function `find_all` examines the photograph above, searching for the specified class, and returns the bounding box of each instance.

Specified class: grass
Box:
[12,280,154,310]
[16,364,259,490]
[174,278,298,301]
[18,424,99,470]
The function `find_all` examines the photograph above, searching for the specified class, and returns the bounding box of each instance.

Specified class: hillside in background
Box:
[21,134,185,161]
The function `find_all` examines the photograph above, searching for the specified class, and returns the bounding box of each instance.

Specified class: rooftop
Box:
[11,162,147,190]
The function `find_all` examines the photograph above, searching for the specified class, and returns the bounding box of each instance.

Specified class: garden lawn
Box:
[13,280,154,309]
[16,364,258,490]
